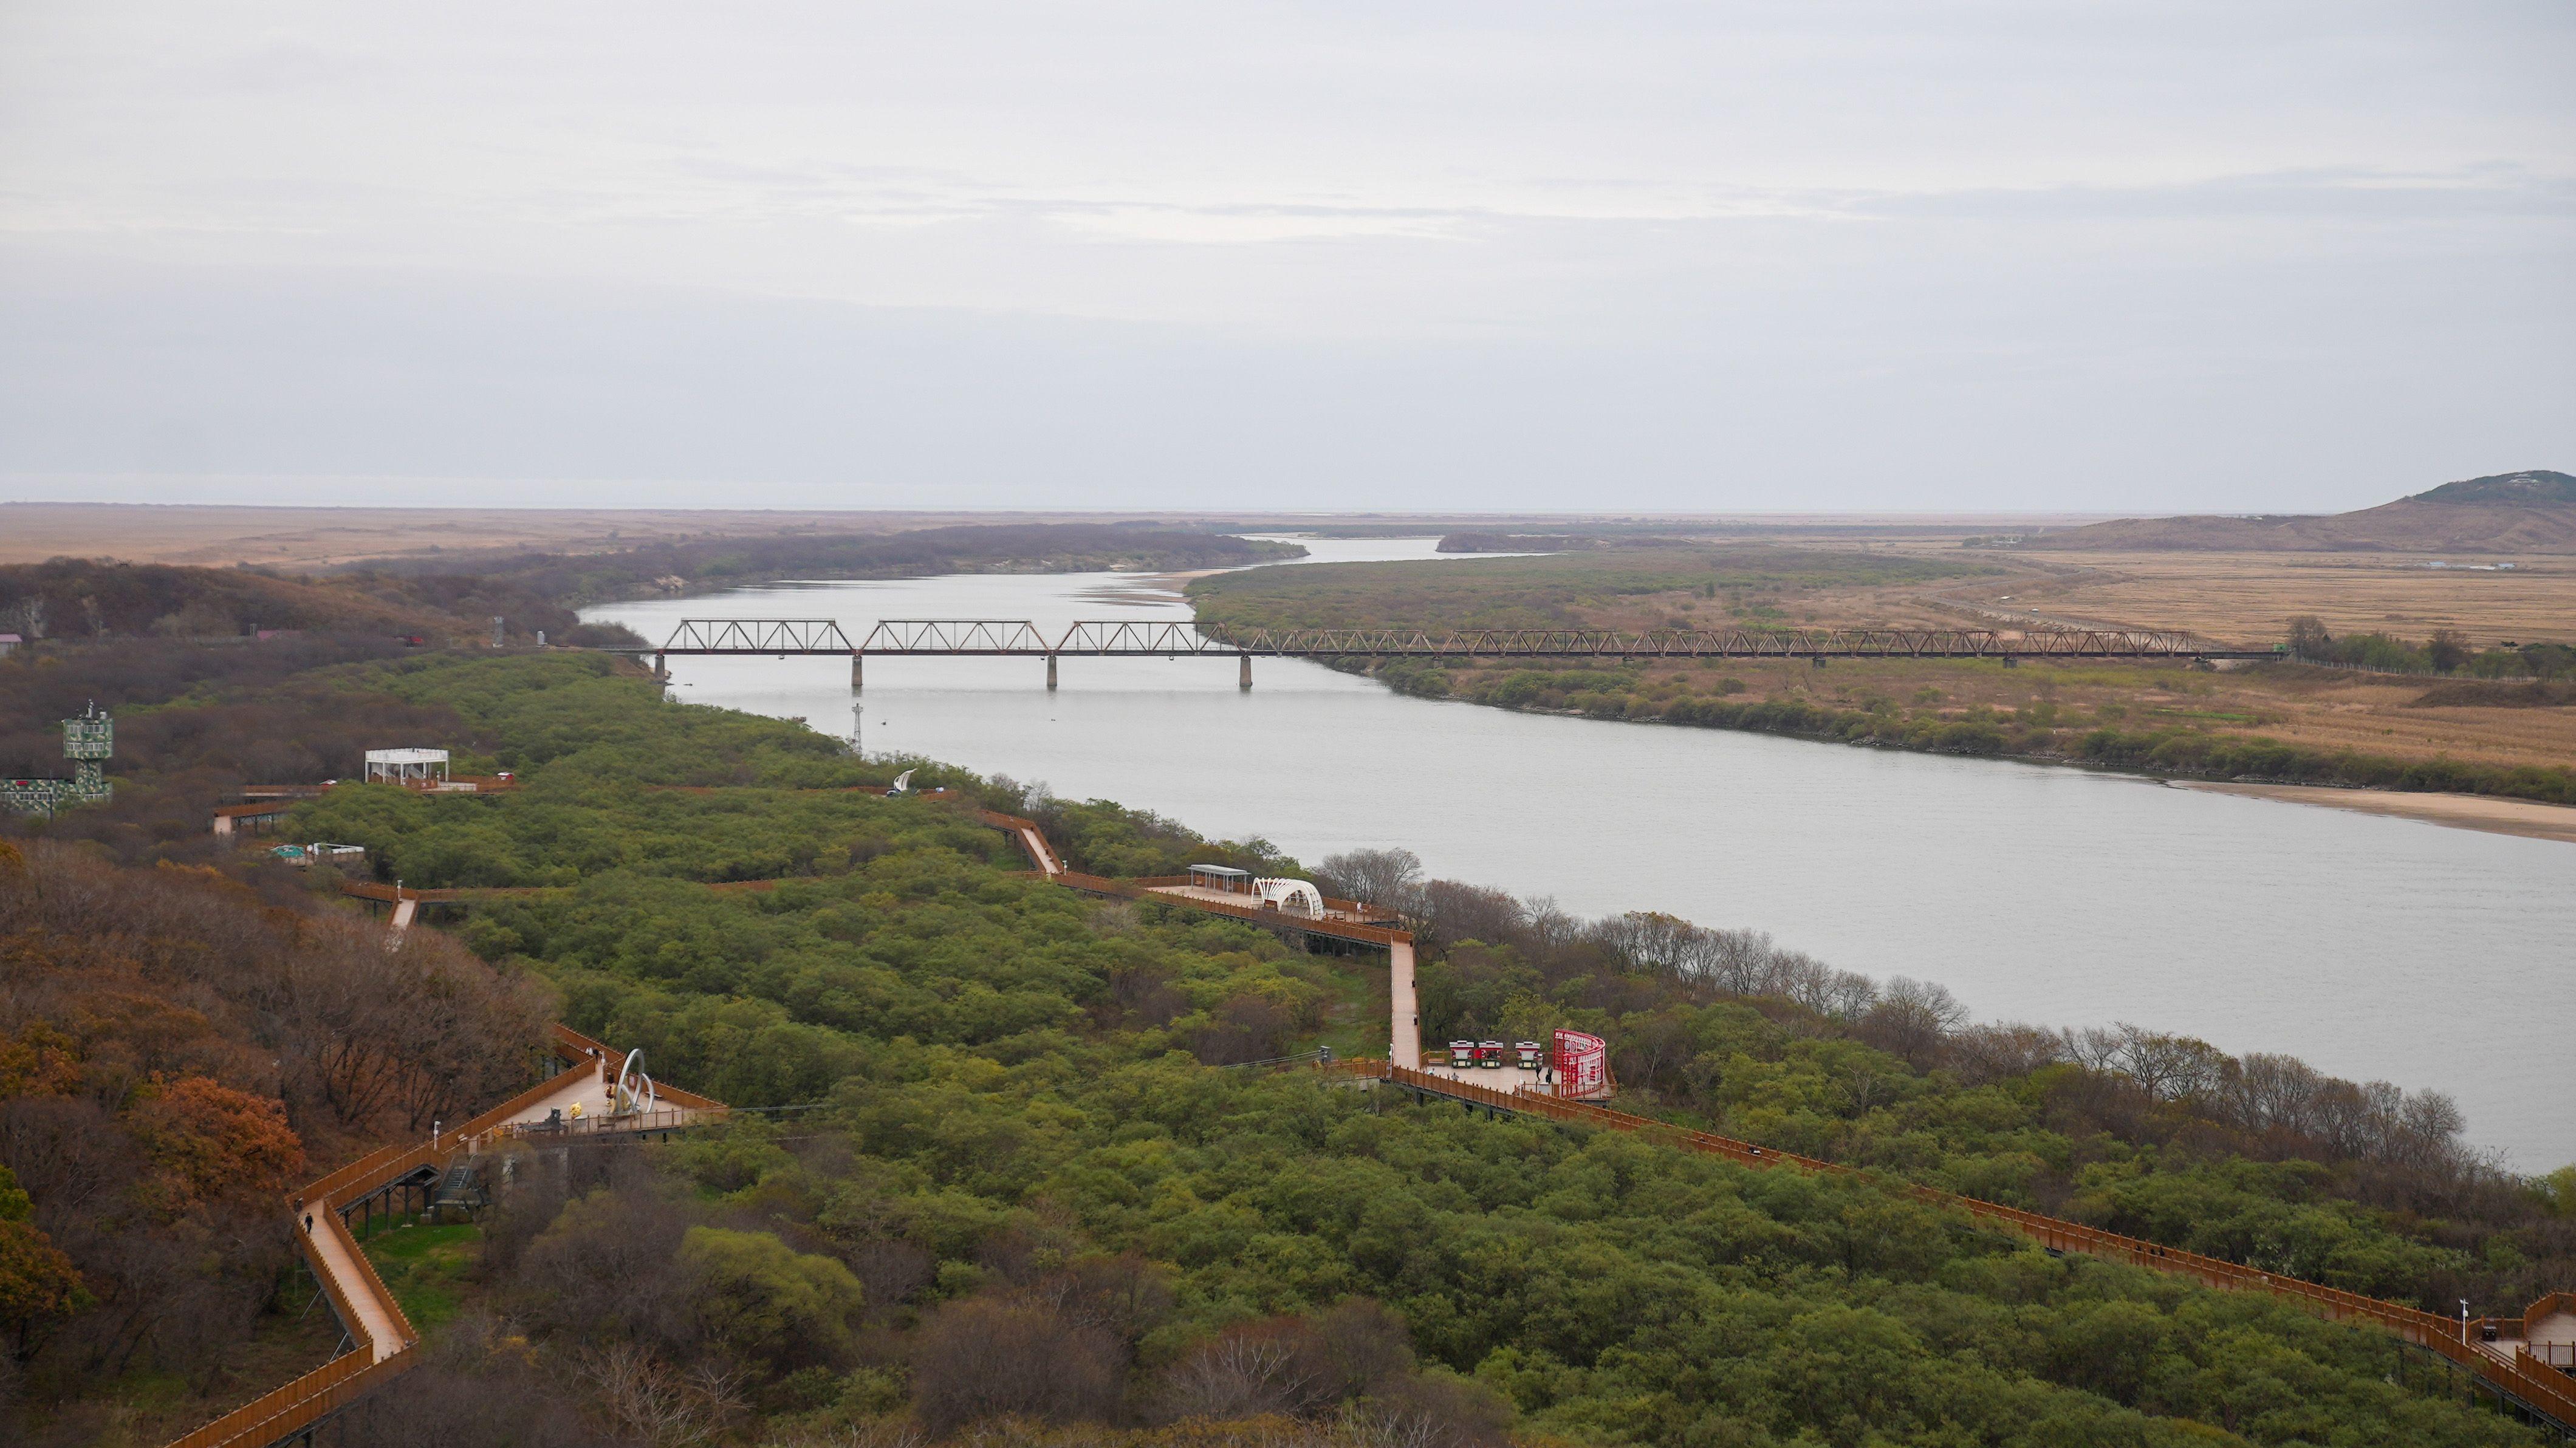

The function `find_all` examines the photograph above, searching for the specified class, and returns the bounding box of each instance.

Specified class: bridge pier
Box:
[1046,655,1058,690]
[1239,654,1252,690]
[652,654,668,686]
[850,652,863,691]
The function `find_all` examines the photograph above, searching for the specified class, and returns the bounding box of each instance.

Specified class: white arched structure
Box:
[1254,877,1324,918]
[615,1048,658,1116]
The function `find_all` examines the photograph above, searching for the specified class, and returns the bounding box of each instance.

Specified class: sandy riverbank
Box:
[2170,781,2576,844]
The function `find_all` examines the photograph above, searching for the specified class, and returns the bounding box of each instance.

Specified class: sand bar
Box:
[2171,781,2576,844]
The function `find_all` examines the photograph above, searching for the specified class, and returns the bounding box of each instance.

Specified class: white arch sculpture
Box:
[615,1048,659,1116]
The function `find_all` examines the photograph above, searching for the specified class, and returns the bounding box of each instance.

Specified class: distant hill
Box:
[2411,468,2576,506]
[2035,470,2576,553]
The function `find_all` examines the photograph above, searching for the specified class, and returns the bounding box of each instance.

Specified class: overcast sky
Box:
[2,2,2569,514]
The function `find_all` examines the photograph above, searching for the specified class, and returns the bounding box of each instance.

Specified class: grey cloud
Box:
[1871,168,2576,224]
[0,1,2568,510]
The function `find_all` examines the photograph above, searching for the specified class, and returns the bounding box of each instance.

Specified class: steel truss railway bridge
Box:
[645,618,2276,688]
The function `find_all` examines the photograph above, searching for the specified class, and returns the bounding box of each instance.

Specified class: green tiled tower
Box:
[2,703,114,816]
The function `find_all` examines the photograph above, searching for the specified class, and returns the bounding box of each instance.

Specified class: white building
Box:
[364,748,450,785]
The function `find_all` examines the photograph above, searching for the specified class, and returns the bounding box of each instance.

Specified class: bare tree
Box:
[2102,1025,2229,1102]
[1860,977,1968,1066]
[1160,1320,1334,1420]
[578,1340,746,1448]
[1948,1023,2067,1085]
[1414,881,1523,949]
[2286,615,2333,661]
[1315,849,1424,917]
[1516,896,1586,956]
[909,1297,1124,1437]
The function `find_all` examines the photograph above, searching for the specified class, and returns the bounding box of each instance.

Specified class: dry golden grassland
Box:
[1192,541,2576,778]
[1593,544,2576,773]
[0,502,1022,569]
[1923,548,2575,649]
[1445,654,2576,774]
[1541,533,2575,648]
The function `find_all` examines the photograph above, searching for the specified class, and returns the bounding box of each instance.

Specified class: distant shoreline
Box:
[2170,780,2576,844]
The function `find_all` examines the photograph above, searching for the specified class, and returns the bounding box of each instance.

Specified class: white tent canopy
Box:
[1255,877,1323,918]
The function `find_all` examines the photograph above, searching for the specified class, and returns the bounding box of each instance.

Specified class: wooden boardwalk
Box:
[161,1027,726,1448]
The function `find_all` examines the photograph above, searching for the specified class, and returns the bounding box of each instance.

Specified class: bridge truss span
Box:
[660,618,857,654]
[860,619,1079,654]
[1055,620,1252,655]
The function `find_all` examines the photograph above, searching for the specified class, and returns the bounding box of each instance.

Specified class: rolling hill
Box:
[2035,469,2576,553]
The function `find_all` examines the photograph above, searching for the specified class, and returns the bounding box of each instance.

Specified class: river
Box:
[587,538,2575,1167]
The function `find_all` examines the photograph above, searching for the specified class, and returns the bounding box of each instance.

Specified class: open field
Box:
[1930,548,2576,649]
[1224,533,2576,651]
[1397,652,2576,774]
[0,503,2103,570]
[1190,542,2576,822]
[0,501,982,568]
[1190,545,1998,632]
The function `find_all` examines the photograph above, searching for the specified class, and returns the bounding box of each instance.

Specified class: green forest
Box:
[2,650,2571,1446]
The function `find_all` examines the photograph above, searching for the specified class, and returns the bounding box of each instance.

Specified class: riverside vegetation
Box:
[1187,552,2576,806]
[2,647,2571,1446]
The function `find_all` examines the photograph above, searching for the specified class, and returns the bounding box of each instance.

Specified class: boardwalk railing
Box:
[162,1351,410,1448]
[493,1104,728,1142]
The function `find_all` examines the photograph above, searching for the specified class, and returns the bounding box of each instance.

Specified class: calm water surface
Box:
[588,539,2576,1166]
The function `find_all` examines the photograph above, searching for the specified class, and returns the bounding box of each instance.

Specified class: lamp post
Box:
[2460,1299,2470,1345]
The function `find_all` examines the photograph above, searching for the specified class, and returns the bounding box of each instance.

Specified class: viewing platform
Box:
[2480,1293,2576,1374]
[1136,863,1403,929]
